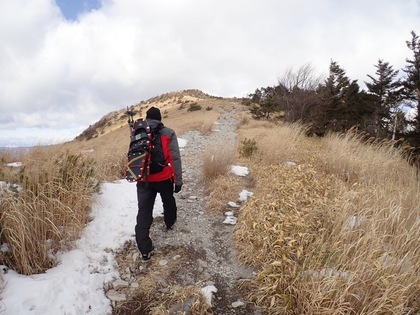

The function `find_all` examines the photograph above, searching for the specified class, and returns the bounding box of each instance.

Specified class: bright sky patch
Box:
[56,0,102,21]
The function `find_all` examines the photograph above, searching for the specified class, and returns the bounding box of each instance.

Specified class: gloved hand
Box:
[174,184,182,193]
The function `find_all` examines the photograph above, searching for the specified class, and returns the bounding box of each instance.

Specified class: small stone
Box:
[232,300,245,308]
[197,259,208,268]
[284,161,297,167]
[130,282,139,289]
[113,279,129,290]
[168,297,196,314]
[173,255,181,260]
[152,275,169,287]
[159,259,168,266]
[132,252,140,262]
[106,290,127,302]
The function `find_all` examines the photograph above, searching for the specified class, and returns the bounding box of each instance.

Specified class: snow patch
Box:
[201,285,218,306]
[238,189,253,202]
[177,138,187,148]
[227,201,240,208]
[6,162,23,167]
[230,165,249,177]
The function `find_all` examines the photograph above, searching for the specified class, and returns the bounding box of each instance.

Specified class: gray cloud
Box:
[1,0,419,146]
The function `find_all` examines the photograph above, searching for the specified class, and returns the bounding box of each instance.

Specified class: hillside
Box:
[75,89,229,142]
[1,89,419,314]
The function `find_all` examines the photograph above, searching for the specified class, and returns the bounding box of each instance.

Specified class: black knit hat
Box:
[146,106,162,121]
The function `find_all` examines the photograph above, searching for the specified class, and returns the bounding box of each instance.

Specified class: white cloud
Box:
[0,0,419,146]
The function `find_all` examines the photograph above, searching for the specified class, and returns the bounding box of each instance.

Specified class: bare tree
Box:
[275,63,324,122]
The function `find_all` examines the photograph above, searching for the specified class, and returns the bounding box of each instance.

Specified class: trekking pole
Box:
[125,106,136,133]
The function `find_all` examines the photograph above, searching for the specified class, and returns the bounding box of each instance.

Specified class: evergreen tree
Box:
[365,59,403,138]
[402,31,420,130]
[248,86,280,119]
[316,61,372,133]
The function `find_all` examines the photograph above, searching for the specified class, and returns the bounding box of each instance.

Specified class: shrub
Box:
[187,103,202,112]
[239,138,258,158]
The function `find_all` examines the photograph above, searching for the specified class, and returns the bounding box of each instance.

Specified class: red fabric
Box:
[143,133,175,183]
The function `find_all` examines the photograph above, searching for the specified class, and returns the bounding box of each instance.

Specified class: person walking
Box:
[135,106,183,260]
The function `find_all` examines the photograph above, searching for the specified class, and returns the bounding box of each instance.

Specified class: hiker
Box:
[135,106,183,260]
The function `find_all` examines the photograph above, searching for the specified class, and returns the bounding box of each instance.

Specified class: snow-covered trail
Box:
[0,181,163,315]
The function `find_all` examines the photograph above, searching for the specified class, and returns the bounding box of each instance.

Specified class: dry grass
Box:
[0,146,99,274]
[234,122,420,314]
[201,143,246,212]
[319,131,417,186]
[238,119,312,165]
[66,125,129,182]
[164,101,222,136]
[205,173,244,212]
[202,145,236,183]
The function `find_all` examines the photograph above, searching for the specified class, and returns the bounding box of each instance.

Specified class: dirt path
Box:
[112,104,261,314]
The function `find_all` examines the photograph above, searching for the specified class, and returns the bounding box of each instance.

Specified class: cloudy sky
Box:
[1,0,419,147]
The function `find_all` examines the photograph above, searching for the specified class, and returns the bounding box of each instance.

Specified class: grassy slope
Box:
[1,90,419,314]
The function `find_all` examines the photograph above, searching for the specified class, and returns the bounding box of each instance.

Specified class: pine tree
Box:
[365,59,403,138]
[248,86,280,119]
[317,61,372,133]
[402,31,420,130]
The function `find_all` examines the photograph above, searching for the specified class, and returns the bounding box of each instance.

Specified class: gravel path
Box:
[114,104,260,314]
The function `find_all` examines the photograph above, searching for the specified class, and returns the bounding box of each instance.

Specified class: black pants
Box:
[135,179,177,254]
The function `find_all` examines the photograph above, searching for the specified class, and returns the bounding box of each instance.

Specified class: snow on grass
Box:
[230,165,249,176]
[0,180,164,315]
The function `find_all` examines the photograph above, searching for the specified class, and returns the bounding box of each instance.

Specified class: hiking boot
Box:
[142,246,155,261]
[166,220,176,231]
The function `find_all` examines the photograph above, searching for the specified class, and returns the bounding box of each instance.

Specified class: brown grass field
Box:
[0,92,419,314]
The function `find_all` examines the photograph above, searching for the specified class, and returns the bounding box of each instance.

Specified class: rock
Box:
[152,275,169,287]
[168,297,196,314]
[197,259,208,268]
[132,252,140,262]
[106,290,127,302]
[232,300,245,308]
[130,282,139,289]
[159,259,168,266]
[113,279,129,290]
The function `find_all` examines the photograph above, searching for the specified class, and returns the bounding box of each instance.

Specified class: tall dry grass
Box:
[319,130,417,186]
[0,146,99,275]
[234,122,420,314]
[238,120,312,165]
[202,145,244,212]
